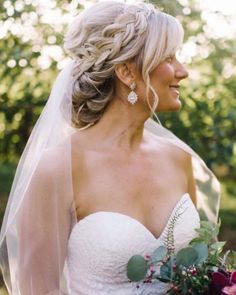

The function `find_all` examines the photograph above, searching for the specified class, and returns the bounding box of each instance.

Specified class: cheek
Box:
[150,64,174,86]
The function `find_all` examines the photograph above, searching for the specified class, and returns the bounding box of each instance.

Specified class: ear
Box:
[114,62,136,87]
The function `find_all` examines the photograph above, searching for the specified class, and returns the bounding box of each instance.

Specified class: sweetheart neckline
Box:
[73,193,194,240]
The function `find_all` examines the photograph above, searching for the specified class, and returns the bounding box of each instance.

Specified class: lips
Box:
[169,85,180,95]
[169,85,180,89]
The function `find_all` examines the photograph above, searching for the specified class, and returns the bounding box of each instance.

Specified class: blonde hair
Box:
[64,1,183,129]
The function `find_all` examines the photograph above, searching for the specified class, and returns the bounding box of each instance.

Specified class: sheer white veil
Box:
[0,60,220,294]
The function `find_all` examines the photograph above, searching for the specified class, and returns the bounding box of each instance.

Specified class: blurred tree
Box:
[152,0,236,177]
[0,0,83,165]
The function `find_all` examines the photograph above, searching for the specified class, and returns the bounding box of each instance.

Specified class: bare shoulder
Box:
[167,141,192,169]
[28,138,74,207]
[35,137,72,179]
[146,129,191,167]
[146,130,196,204]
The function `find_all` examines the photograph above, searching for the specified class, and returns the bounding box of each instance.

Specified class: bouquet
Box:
[127,220,236,294]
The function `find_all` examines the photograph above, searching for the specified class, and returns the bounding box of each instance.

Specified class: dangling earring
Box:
[127,82,138,104]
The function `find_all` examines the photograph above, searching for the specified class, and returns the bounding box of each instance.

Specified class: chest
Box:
[72,146,188,238]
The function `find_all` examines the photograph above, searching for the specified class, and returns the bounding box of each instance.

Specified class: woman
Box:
[0,1,220,294]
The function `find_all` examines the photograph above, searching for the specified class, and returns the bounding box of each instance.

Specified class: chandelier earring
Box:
[127,82,138,105]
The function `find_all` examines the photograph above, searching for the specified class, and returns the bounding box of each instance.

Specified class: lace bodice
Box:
[66,193,200,295]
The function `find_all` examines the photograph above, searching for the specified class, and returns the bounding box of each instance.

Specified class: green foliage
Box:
[176,247,199,267]
[150,245,168,264]
[160,258,173,281]
[126,221,233,294]
[0,163,16,194]
[192,243,208,265]
[0,0,83,165]
[191,220,221,245]
[127,255,148,282]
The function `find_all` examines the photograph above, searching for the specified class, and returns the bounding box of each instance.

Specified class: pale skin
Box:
[71,54,196,239]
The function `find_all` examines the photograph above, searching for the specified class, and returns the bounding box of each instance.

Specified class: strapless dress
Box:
[66,193,200,295]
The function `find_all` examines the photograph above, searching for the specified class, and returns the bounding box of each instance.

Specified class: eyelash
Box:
[166,55,174,63]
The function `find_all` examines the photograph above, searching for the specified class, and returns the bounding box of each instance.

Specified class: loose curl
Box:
[64,1,183,129]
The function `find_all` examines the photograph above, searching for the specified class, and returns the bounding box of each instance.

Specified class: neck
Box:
[81,95,152,151]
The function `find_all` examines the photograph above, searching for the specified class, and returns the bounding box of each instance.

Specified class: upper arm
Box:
[168,143,197,206]
[17,149,73,295]
[185,154,197,206]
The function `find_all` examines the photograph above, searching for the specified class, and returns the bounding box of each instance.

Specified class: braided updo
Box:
[64,1,183,129]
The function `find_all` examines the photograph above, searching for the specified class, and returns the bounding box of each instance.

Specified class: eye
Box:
[165,55,174,63]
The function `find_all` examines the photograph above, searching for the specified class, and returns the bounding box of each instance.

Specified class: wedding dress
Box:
[66,193,200,295]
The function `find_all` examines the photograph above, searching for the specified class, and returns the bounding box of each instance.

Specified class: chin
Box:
[170,102,182,112]
[156,99,182,112]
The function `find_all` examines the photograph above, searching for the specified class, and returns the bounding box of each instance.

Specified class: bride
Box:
[0,1,220,294]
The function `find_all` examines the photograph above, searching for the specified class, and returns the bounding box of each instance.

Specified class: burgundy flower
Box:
[211,270,236,295]
[211,270,230,294]
[230,271,236,284]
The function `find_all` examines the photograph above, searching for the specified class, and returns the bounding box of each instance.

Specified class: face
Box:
[148,54,188,112]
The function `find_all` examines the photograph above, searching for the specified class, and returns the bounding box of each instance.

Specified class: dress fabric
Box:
[66,193,200,295]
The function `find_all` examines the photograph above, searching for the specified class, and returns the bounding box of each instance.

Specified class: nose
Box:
[175,62,188,80]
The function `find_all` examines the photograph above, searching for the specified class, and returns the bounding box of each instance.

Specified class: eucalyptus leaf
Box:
[154,275,170,283]
[192,243,208,264]
[150,246,168,264]
[127,255,148,282]
[160,263,171,280]
[176,247,199,267]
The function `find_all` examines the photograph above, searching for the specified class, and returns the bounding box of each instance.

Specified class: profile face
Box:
[149,54,188,112]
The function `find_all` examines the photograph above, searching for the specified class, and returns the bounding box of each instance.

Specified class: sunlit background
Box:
[0,0,236,293]
[1,0,236,69]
